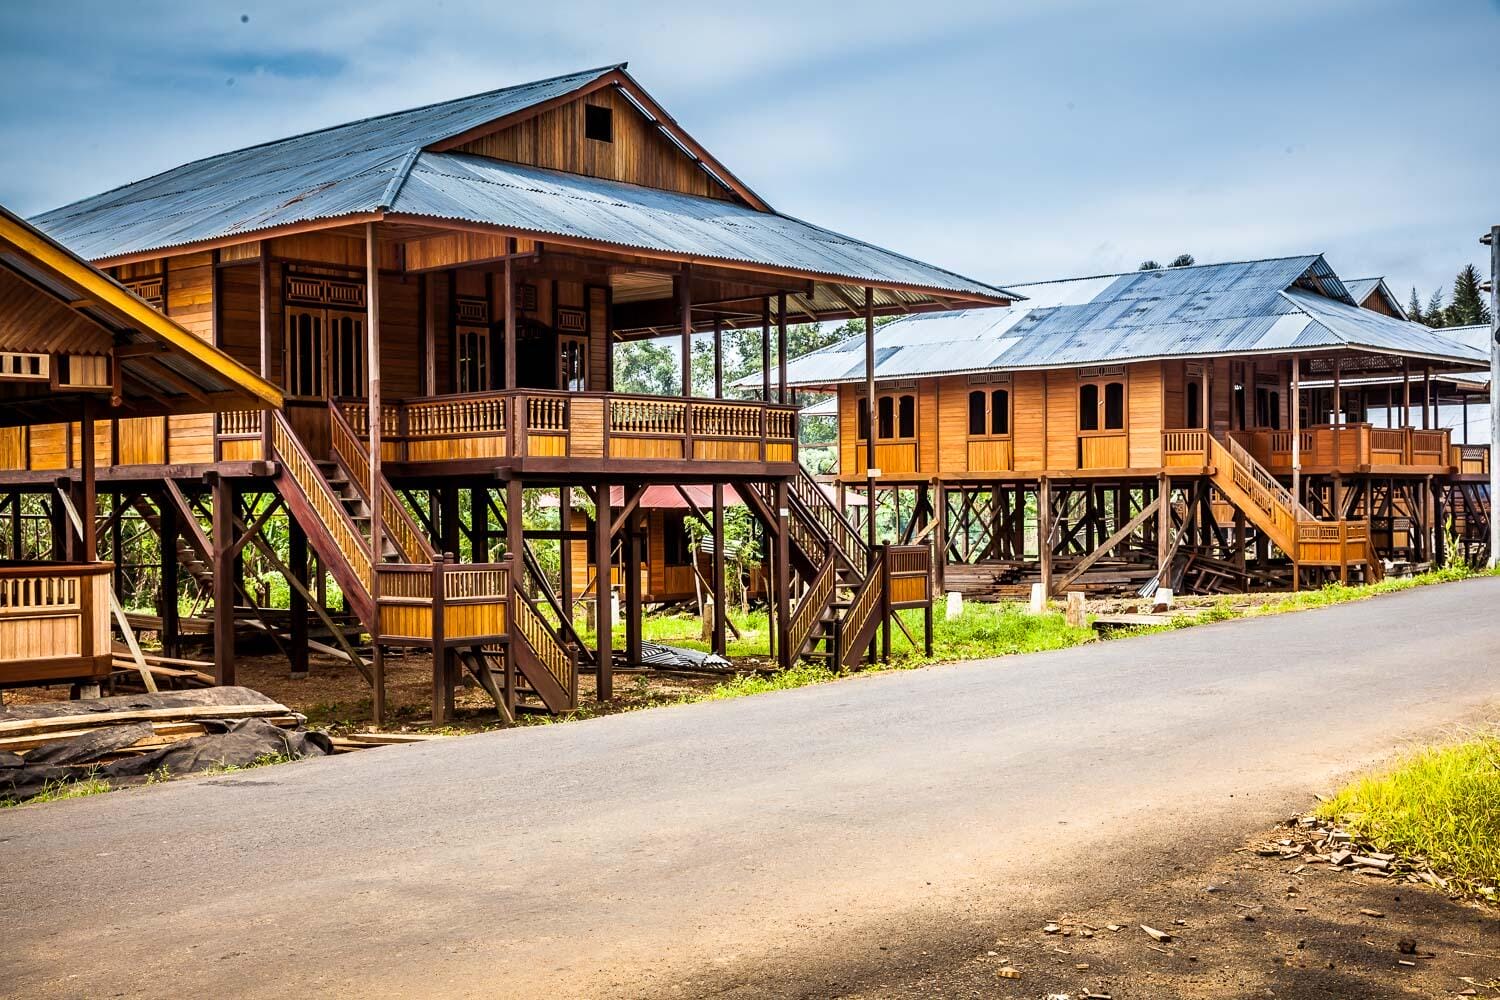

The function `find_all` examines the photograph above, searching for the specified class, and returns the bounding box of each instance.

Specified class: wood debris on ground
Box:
[0,687,329,802]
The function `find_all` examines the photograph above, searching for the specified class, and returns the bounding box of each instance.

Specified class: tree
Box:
[1406,287,1424,325]
[1169,254,1196,268]
[1448,264,1492,327]
[1137,260,1163,271]
[612,339,678,395]
[1424,288,1446,328]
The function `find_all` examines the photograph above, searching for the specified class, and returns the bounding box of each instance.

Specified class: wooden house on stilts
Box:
[771,257,1491,598]
[10,64,1009,720]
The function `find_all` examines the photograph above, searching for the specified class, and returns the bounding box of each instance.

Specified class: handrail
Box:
[518,542,590,658]
[787,552,837,661]
[513,588,576,699]
[1221,434,1316,523]
[269,410,372,594]
[788,468,868,574]
[328,402,436,564]
[838,547,887,670]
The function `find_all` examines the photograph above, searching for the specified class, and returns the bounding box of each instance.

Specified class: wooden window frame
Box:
[558,333,589,392]
[855,390,918,445]
[1077,375,1128,436]
[967,387,1012,439]
[455,325,492,394]
[284,305,325,401]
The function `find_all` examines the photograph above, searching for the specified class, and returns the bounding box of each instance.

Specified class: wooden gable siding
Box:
[379,274,420,400]
[452,86,736,203]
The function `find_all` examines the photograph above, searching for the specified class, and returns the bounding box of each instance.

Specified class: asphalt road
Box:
[3,577,1498,999]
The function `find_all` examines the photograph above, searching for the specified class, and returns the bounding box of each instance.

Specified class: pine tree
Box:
[1448,264,1492,327]
[1406,287,1423,324]
[1424,288,1447,328]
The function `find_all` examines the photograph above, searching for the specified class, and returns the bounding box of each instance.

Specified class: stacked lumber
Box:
[0,688,327,803]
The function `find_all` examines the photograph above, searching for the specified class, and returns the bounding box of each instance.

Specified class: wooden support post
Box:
[711,483,726,657]
[1332,355,1343,469]
[761,296,771,403]
[1291,357,1303,506]
[624,506,641,667]
[1423,365,1433,430]
[864,287,877,559]
[559,487,573,622]
[471,486,490,561]
[774,479,791,669]
[713,316,723,399]
[933,479,947,594]
[211,475,236,687]
[159,491,181,660]
[80,401,97,563]
[777,291,789,405]
[679,264,693,398]
[10,491,21,561]
[1402,359,1411,427]
[288,515,309,679]
[595,482,613,701]
[1038,478,1053,602]
[503,243,517,390]
[1156,473,1171,573]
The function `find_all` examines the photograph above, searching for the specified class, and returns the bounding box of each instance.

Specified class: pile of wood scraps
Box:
[109,646,215,691]
[0,687,329,803]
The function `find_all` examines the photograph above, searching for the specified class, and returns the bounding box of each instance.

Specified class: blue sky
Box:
[3,1,1497,304]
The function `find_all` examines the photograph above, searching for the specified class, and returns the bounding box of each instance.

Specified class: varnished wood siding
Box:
[1128,363,1163,468]
[454,87,735,202]
[165,252,214,464]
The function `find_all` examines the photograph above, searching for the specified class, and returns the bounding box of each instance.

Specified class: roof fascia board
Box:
[0,212,283,409]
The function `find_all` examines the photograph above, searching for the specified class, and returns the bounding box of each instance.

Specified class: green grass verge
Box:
[1316,734,1500,898]
[1,770,113,807]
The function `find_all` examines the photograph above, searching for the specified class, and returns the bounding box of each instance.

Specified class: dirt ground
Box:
[0,646,730,733]
[849,824,1500,999]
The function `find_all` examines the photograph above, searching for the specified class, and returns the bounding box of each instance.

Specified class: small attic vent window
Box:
[585,104,613,143]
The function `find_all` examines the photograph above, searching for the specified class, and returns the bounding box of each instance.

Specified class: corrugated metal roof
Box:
[764,256,1489,387]
[1341,276,1408,320]
[32,66,622,259]
[29,66,1012,304]
[393,153,1007,298]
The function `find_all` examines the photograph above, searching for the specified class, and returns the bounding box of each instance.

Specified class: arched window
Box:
[990,388,1009,435]
[1186,381,1201,429]
[1079,383,1100,431]
[968,390,986,436]
[1103,381,1125,430]
[857,398,870,440]
[877,396,895,439]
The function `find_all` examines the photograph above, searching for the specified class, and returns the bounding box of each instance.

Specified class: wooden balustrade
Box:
[0,561,111,684]
[1162,429,1210,467]
[270,411,372,593]
[377,558,510,644]
[328,402,434,564]
[1452,444,1490,476]
[513,589,574,697]
[787,555,836,660]
[1233,425,1453,473]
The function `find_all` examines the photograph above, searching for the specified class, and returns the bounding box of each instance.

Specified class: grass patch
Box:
[1316,734,1500,898]
[1,769,113,808]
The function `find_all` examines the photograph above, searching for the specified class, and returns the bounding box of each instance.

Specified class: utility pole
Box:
[1484,225,1499,568]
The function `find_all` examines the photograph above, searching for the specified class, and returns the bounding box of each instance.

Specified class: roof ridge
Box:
[1004,253,1324,289]
[33,63,623,223]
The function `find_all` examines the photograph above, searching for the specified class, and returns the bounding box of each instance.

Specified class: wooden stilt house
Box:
[18,64,1009,719]
[771,257,1492,597]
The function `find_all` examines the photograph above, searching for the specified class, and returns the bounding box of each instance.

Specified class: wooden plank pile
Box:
[0,687,326,803]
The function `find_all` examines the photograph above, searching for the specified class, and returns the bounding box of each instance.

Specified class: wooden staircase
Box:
[741,469,931,669]
[1204,433,1379,585]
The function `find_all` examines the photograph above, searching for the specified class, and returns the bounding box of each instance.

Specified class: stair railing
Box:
[788,469,869,573]
[787,548,838,662]
[838,546,888,670]
[512,587,577,707]
[269,410,372,594]
[327,401,436,564]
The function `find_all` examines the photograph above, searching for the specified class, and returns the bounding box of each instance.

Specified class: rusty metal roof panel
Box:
[394,152,1011,298]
